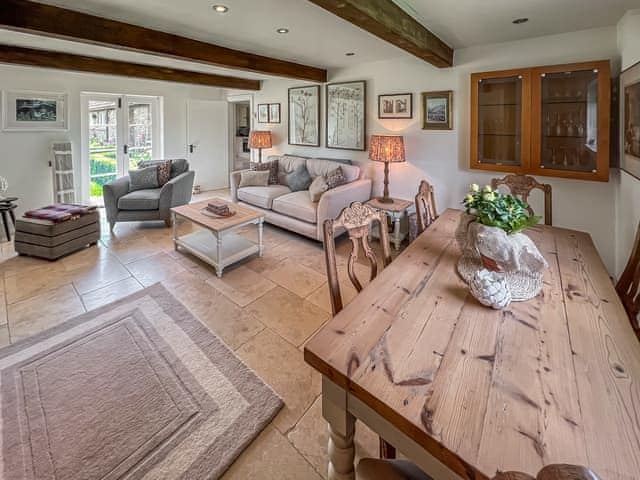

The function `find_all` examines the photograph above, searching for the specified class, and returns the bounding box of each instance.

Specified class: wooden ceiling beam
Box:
[0,45,262,90]
[307,0,453,68]
[0,0,327,82]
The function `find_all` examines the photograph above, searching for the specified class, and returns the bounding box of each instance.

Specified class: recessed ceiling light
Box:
[345,52,355,56]
[212,5,228,13]
[512,17,529,24]
[276,28,289,34]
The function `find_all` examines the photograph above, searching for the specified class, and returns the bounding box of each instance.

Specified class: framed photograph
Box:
[622,60,640,179]
[2,90,68,131]
[421,90,453,130]
[378,93,413,119]
[326,80,366,150]
[288,85,320,146]
[268,103,281,123]
[257,104,269,123]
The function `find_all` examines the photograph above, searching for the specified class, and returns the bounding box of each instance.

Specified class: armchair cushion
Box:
[170,159,189,177]
[118,189,162,210]
[129,166,159,191]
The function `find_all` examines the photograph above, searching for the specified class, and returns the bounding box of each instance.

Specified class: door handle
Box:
[123,144,128,154]
[189,144,195,154]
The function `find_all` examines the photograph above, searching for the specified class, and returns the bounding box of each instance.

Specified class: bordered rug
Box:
[0,283,282,479]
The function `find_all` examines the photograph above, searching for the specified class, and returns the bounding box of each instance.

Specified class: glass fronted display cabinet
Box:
[471,60,610,181]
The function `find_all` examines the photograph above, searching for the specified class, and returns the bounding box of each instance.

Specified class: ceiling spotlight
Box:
[276,28,289,34]
[345,52,355,56]
[512,17,529,24]
[212,5,228,13]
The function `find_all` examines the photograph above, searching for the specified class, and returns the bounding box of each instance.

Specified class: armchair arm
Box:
[317,179,372,238]
[159,171,195,218]
[103,176,130,224]
[230,169,247,202]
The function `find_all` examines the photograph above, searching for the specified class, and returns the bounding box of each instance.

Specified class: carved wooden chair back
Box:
[616,220,640,339]
[491,174,553,225]
[323,201,392,316]
[492,464,601,480]
[414,180,439,235]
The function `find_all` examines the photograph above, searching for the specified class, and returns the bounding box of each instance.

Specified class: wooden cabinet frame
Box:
[471,60,611,182]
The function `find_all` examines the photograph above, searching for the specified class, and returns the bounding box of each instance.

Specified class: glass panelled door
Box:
[83,94,161,204]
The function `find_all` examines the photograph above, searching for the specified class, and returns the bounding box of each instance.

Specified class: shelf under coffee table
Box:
[171,199,264,277]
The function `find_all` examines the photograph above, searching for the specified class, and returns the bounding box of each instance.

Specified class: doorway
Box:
[81,93,161,204]
[227,93,254,173]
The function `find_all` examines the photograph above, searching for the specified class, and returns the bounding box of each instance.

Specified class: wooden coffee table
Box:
[171,199,264,277]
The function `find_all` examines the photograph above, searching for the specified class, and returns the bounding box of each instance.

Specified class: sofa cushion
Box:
[271,155,307,184]
[309,175,329,202]
[129,166,159,191]
[250,159,279,185]
[326,166,347,189]
[239,170,270,187]
[286,164,312,191]
[306,158,360,183]
[118,189,162,210]
[272,191,317,224]
[237,185,291,209]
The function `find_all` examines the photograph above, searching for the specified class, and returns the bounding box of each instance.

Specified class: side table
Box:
[366,197,414,251]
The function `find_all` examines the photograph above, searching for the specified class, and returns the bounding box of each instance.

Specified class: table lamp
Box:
[369,134,405,204]
[248,130,272,164]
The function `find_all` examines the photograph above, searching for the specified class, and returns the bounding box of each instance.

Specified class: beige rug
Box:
[0,283,283,480]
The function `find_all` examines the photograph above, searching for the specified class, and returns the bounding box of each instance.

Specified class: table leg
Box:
[258,218,264,257]
[216,234,223,277]
[172,212,178,251]
[322,377,355,480]
[1,211,10,241]
[392,215,402,251]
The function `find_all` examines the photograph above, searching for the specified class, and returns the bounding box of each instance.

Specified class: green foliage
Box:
[463,184,540,234]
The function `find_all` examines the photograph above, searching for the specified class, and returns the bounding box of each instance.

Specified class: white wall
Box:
[250,26,620,272]
[0,64,224,215]
[616,10,640,276]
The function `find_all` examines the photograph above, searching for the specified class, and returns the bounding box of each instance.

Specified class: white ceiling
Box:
[395,0,640,49]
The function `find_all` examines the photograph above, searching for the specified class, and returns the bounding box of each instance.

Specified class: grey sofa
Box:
[230,155,372,241]
[103,159,195,230]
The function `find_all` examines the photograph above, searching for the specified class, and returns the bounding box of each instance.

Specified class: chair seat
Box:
[118,189,161,211]
[272,191,317,224]
[357,459,432,480]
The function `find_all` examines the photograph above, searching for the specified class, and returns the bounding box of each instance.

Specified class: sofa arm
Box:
[159,171,195,218]
[230,170,247,202]
[103,176,130,224]
[317,179,372,238]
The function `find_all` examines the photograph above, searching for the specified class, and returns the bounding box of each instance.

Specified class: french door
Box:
[81,93,161,204]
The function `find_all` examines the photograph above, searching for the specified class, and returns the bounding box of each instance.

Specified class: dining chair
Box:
[409,180,438,242]
[323,201,395,459]
[616,220,640,339]
[493,464,601,480]
[491,174,553,225]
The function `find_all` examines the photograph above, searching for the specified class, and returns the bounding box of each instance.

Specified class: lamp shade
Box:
[248,130,272,149]
[368,135,405,163]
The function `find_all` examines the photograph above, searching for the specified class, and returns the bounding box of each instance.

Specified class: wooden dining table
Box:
[304,209,640,480]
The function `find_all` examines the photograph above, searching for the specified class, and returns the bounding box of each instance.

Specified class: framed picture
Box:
[622,60,640,179]
[288,85,320,146]
[378,93,413,119]
[257,104,269,123]
[268,103,281,123]
[2,90,68,131]
[421,90,453,130]
[326,80,366,150]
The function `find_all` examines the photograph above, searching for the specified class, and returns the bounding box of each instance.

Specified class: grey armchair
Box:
[103,159,195,231]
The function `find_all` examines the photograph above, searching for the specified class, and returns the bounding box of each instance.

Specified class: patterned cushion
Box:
[250,159,279,185]
[325,166,346,190]
[157,160,172,186]
[129,166,159,192]
[239,170,270,188]
[285,165,312,192]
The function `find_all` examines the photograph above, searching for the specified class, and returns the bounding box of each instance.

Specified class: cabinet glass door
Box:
[477,75,524,167]
[539,69,599,172]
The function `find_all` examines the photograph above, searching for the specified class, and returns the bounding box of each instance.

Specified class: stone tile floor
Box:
[0,190,404,479]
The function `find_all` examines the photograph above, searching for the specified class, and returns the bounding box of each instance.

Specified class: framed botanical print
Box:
[421,90,453,130]
[2,90,68,131]
[622,60,640,179]
[257,104,269,123]
[326,80,366,150]
[288,85,320,146]
[378,93,413,119]
[268,103,281,123]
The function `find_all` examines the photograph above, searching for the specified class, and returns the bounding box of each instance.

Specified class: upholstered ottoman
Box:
[14,211,100,260]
